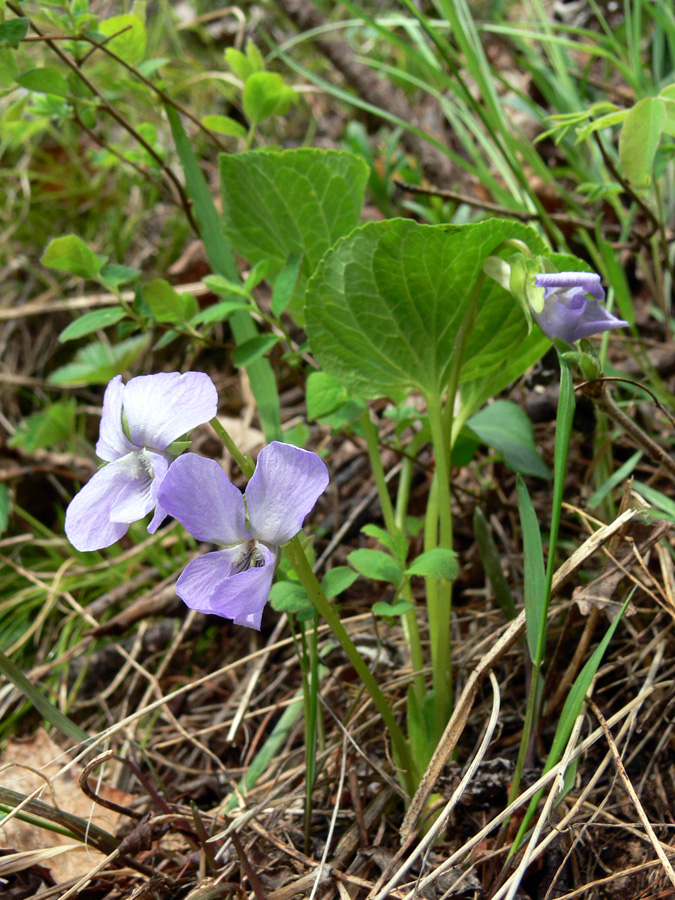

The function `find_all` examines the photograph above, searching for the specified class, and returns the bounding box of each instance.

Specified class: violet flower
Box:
[533,272,628,344]
[157,442,329,629]
[65,372,218,552]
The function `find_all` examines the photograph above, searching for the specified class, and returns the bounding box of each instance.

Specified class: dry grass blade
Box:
[587,697,675,889]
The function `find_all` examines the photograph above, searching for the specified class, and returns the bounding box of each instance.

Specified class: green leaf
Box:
[220,148,369,319]
[59,307,128,342]
[373,600,414,617]
[231,334,280,367]
[321,566,359,599]
[348,548,403,585]
[42,235,103,279]
[271,254,302,317]
[142,279,194,323]
[517,475,547,663]
[306,371,349,420]
[406,548,459,580]
[201,114,247,138]
[99,264,140,288]
[190,299,251,326]
[97,13,146,64]
[203,274,251,300]
[224,47,254,82]
[269,581,313,614]
[8,400,76,453]
[619,97,666,188]
[466,400,550,479]
[305,218,550,400]
[361,523,407,560]
[48,334,149,385]
[17,66,68,96]
[0,484,10,536]
[0,17,28,47]
[245,39,265,73]
[165,103,282,441]
[243,72,297,124]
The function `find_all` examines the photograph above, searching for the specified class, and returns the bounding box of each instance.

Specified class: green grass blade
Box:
[516,476,546,663]
[165,104,282,441]
[511,591,633,853]
[0,647,90,745]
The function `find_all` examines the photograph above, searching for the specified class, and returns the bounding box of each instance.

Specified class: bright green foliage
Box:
[0,18,28,47]
[269,581,313,615]
[8,400,76,453]
[48,334,149,385]
[348,548,403,586]
[321,567,359,599]
[97,13,147,65]
[466,400,550,479]
[405,549,459,580]
[142,279,199,324]
[41,235,104,280]
[17,66,68,96]
[305,218,550,400]
[243,72,297,126]
[306,371,349,420]
[619,96,666,188]
[231,334,281,367]
[517,476,547,664]
[59,308,128,342]
[220,148,369,317]
[201,115,247,139]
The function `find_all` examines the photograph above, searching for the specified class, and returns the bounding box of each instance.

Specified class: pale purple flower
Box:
[65,372,218,551]
[157,442,329,629]
[533,272,628,344]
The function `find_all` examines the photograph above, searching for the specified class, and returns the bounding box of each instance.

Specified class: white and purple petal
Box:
[536,272,605,301]
[107,450,168,524]
[122,372,218,451]
[96,375,135,462]
[246,441,329,546]
[533,273,628,343]
[175,544,277,629]
[65,462,133,551]
[158,453,249,545]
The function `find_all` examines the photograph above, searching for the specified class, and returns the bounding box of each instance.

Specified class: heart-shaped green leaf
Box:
[305,218,550,400]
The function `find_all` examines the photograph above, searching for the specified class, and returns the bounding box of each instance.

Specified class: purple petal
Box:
[532,273,627,343]
[122,372,218,451]
[246,441,329,546]
[65,462,132,551]
[147,455,169,534]
[175,544,277,629]
[96,375,135,462]
[158,453,249,544]
[535,272,605,301]
[108,451,160,524]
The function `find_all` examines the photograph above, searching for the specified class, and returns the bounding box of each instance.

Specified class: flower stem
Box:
[425,392,454,735]
[360,409,425,703]
[209,417,254,478]
[285,536,418,795]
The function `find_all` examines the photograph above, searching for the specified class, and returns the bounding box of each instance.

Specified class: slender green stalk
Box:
[284,536,418,794]
[361,409,425,703]
[359,409,398,534]
[425,393,454,734]
[209,417,254,478]
[503,357,575,825]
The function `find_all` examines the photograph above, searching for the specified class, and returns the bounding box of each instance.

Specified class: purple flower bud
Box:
[65,372,218,551]
[533,272,628,344]
[158,442,329,629]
